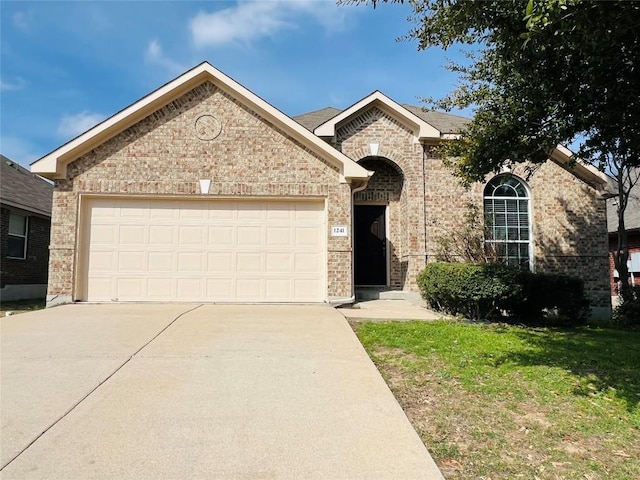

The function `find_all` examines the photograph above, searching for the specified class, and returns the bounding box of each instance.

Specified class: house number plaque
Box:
[331,225,348,237]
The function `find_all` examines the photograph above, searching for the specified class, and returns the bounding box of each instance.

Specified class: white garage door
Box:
[82,198,326,302]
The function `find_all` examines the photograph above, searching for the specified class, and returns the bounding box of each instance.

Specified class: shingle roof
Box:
[607,176,640,233]
[400,104,471,134]
[0,155,53,216]
[292,104,471,134]
[293,107,342,131]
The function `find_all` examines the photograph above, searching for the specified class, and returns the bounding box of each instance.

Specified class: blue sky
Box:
[1,0,472,168]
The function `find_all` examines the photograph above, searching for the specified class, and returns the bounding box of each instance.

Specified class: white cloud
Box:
[145,39,187,74]
[57,111,106,138]
[0,77,26,91]
[190,0,349,48]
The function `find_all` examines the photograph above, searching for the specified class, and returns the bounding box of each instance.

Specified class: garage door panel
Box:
[265,278,291,299]
[237,226,263,246]
[88,250,115,271]
[148,251,173,271]
[237,252,263,273]
[119,206,148,219]
[176,278,203,300]
[84,198,325,302]
[90,224,117,244]
[266,227,292,245]
[208,226,234,245]
[119,225,146,244]
[116,278,145,299]
[237,203,264,220]
[117,251,146,272]
[236,279,263,299]
[149,225,175,245]
[177,252,205,272]
[178,225,205,244]
[295,227,322,246]
[294,253,322,273]
[146,278,174,299]
[86,277,112,300]
[206,278,234,299]
[207,252,234,273]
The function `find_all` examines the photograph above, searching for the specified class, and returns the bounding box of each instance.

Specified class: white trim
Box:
[314,91,441,141]
[31,62,370,183]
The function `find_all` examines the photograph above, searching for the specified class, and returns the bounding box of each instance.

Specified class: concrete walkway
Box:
[339,299,447,321]
[1,304,443,480]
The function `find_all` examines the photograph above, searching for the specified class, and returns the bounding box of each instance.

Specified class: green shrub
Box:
[505,271,590,325]
[417,262,521,320]
[417,262,590,325]
[613,286,640,328]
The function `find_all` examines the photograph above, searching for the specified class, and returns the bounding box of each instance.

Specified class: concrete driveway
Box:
[1,304,443,479]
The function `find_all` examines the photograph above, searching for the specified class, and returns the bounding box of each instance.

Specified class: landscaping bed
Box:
[353,320,640,479]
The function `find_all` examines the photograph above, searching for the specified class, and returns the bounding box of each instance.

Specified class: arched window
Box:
[483,175,531,268]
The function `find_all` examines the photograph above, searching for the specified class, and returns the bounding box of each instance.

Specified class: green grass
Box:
[354,320,640,479]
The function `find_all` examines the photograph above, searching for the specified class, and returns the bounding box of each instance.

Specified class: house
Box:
[607,177,640,301]
[30,62,612,316]
[1,154,53,301]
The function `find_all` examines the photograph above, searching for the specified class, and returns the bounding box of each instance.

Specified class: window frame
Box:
[7,212,28,260]
[483,175,532,269]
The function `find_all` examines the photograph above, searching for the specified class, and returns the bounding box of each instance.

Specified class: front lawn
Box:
[353,320,640,479]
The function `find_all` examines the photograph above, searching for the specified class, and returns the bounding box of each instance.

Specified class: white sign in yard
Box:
[331,225,348,237]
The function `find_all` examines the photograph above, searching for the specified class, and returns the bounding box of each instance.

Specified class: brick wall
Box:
[421,149,610,309]
[48,81,352,301]
[1,207,51,287]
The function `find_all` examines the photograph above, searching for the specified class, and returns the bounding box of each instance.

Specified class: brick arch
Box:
[349,145,408,175]
[355,156,404,203]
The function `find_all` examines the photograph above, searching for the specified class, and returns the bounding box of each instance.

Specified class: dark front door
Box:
[354,205,387,286]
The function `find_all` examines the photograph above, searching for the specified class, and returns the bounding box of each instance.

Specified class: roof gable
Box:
[313,91,441,141]
[31,62,369,183]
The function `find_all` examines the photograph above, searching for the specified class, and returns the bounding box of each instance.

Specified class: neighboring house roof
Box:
[30,62,371,184]
[607,175,640,234]
[0,154,53,217]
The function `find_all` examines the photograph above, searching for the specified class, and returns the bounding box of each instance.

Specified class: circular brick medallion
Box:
[194,115,222,140]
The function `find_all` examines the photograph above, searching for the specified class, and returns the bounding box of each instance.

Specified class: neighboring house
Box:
[1,154,53,301]
[607,177,640,299]
[31,62,612,315]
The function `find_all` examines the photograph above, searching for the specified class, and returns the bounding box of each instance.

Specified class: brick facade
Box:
[48,81,353,302]
[43,74,611,310]
[1,207,51,287]
[333,108,610,309]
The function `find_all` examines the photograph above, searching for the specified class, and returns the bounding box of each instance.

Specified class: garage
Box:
[79,197,326,303]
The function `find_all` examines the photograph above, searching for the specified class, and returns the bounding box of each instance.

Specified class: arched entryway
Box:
[354,156,404,287]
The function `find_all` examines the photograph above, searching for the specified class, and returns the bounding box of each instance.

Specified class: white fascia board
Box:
[550,145,610,190]
[31,62,369,182]
[314,91,441,140]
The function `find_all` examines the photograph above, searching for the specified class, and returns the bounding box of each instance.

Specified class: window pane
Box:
[9,214,27,236]
[7,236,26,258]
